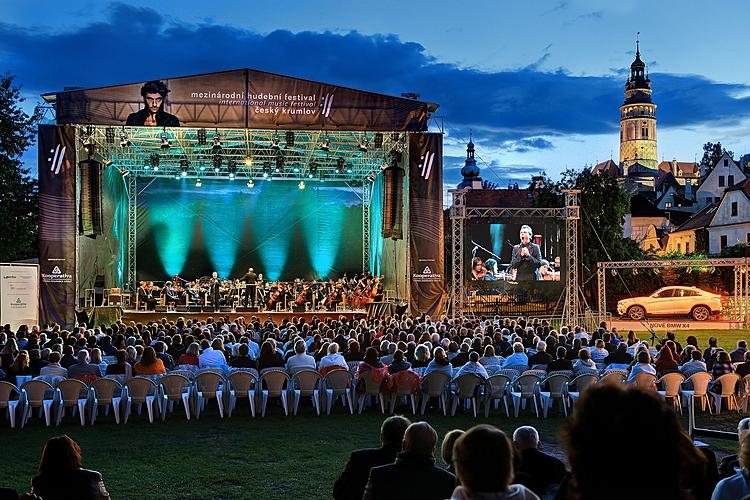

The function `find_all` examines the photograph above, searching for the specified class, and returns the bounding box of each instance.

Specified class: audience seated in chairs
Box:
[319,342,348,374]
[176,342,200,367]
[512,426,565,498]
[39,352,67,378]
[285,340,317,374]
[627,350,656,381]
[453,351,488,380]
[67,350,100,381]
[229,343,256,369]
[333,415,411,500]
[387,350,411,375]
[363,421,456,500]
[104,350,132,378]
[133,347,166,376]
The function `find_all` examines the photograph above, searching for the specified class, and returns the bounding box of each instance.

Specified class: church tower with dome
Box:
[619,37,658,173]
[457,132,483,189]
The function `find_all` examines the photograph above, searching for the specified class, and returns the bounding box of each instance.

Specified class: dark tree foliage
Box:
[701,141,734,172]
[0,75,40,261]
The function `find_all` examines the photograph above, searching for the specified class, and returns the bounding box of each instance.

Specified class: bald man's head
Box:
[403,422,438,456]
[512,426,540,451]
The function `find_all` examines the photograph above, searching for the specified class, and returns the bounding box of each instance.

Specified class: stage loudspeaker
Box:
[79,159,103,237]
[382,154,404,240]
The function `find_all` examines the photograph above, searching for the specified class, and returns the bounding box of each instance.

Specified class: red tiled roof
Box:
[592,159,619,176]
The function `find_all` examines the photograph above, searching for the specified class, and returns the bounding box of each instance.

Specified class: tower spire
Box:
[636,31,640,57]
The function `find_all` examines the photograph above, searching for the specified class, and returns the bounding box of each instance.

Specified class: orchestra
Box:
[135,270,384,312]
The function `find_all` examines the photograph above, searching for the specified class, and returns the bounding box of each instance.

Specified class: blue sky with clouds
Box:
[3,0,750,188]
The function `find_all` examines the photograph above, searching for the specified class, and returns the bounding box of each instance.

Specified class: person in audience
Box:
[31,435,110,499]
[547,347,573,372]
[512,426,565,497]
[562,385,706,500]
[717,418,750,481]
[28,349,47,377]
[88,348,107,377]
[333,415,411,500]
[363,421,456,500]
[125,346,138,366]
[450,343,471,368]
[588,340,608,364]
[257,340,285,371]
[104,350,132,378]
[451,424,538,500]
[502,343,528,369]
[177,342,200,366]
[0,338,18,369]
[200,338,231,370]
[680,350,708,375]
[358,347,384,374]
[412,345,431,368]
[39,352,68,378]
[712,429,750,499]
[440,429,465,474]
[454,351,488,380]
[345,340,365,362]
[730,340,748,363]
[735,351,750,378]
[153,341,175,371]
[67,350,100,380]
[528,341,553,366]
[4,350,31,384]
[712,350,735,378]
[479,345,503,371]
[319,342,347,372]
[229,343,257,369]
[627,350,656,380]
[704,337,720,370]
[654,344,679,375]
[286,340,317,374]
[133,346,166,376]
[60,345,77,369]
[387,350,411,375]
[572,349,595,373]
[603,343,632,368]
[425,347,453,378]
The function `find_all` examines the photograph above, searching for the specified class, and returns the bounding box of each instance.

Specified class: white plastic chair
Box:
[0,382,21,428]
[539,374,571,418]
[157,374,192,421]
[292,369,322,416]
[656,373,685,414]
[20,380,56,428]
[259,369,290,417]
[90,378,124,425]
[510,374,541,418]
[123,377,159,424]
[194,371,227,419]
[451,373,483,417]
[227,370,258,418]
[419,372,450,415]
[567,373,599,407]
[680,372,713,414]
[55,379,90,426]
[710,373,741,414]
[483,374,511,418]
[324,369,353,415]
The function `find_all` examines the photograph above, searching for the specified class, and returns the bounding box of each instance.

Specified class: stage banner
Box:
[0,264,39,330]
[38,125,77,328]
[408,133,446,315]
[49,69,431,131]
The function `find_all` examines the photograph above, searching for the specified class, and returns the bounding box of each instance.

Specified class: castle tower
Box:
[457,132,482,189]
[619,36,658,173]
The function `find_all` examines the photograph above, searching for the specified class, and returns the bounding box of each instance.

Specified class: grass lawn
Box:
[628,330,750,353]
[0,400,745,499]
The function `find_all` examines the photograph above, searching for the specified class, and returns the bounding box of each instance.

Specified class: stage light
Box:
[373,132,383,149]
[195,178,202,187]
[180,159,189,177]
[244,155,253,167]
[197,128,207,145]
[263,161,271,178]
[118,167,129,177]
[247,179,254,188]
[319,137,330,152]
[298,180,305,190]
[293,166,300,173]
[153,165,159,172]
[174,174,180,179]
[359,137,369,152]
[309,161,318,178]
[263,172,269,179]
[150,154,160,171]
[228,160,237,179]
[161,129,171,149]
[212,131,222,154]
[105,127,115,144]
[275,154,284,172]
[213,154,222,172]
[285,131,294,148]
[271,136,281,150]
[199,163,206,171]
[336,157,346,174]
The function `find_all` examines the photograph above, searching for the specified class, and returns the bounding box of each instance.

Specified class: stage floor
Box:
[121,309,367,324]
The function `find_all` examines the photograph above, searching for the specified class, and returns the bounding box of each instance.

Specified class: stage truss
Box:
[597,258,750,323]
[74,125,412,294]
[449,189,581,325]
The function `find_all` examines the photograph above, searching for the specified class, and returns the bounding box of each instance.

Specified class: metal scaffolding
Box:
[126,173,138,294]
[362,180,371,274]
[449,189,579,322]
[596,258,750,323]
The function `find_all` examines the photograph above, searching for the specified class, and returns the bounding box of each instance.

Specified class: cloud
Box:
[2,3,750,156]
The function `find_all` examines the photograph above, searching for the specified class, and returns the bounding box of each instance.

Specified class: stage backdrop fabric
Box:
[0,264,39,330]
[50,69,432,131]
[408,133,446,315]
[135,179,363,282]
[38,125,77,328]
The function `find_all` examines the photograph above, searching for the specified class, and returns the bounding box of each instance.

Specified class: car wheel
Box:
[627,305,645,320]
[691,305,710,321]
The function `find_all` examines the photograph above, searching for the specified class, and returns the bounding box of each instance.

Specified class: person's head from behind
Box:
[691,350,702,362]
[403,421,438,457]
[563,385,703,499]
[513,342,524,354]
[637,350,650,364]
[238,343,249,357]
[380,415,411,448]
[441,429,465,467]
[578,349,590,361]
[294,339,306,355]
[469,351,480,363]
[77,349,89,364]
[364,347,379,365]
[513,425,540,452]
[453,425,514,494]
[49,351,61,365]
[141,346,157,366]
[39,435,81,475]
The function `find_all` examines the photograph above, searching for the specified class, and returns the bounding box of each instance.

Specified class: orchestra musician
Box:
[163,281,179,310]
[209,272,221,312]
[242,267,258,307]
[137,281,157,310]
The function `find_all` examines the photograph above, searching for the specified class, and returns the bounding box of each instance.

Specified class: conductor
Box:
[209,272,221,313]
[243,267,258,307]
[509,225,542,281]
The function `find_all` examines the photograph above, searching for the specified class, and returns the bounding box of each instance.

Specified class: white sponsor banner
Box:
[0,264,40,330]
[611,320,742,331]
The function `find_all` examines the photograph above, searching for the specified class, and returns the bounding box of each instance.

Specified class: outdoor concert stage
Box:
[37,68,447,329]
[121,309,367,324]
